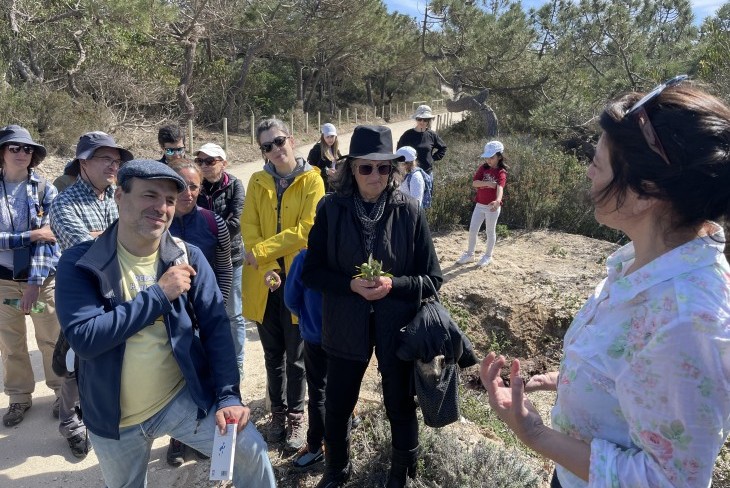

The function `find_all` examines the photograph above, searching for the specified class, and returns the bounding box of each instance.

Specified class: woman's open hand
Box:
[480,352,547,447]
[350,276,392,301]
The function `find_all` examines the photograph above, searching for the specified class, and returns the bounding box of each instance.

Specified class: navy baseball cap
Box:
[68,131,133,176]
[117,159,187,193]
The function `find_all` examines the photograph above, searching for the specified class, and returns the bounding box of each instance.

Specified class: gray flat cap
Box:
[117,159,187,193]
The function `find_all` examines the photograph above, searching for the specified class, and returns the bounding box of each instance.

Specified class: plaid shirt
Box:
[49,178,119,252]
[0,171,60,285]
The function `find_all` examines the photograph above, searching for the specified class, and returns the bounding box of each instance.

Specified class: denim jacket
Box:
[55,222,240,439]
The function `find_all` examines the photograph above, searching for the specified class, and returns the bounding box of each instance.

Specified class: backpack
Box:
[199,208,218,237]
[405,168,433,208]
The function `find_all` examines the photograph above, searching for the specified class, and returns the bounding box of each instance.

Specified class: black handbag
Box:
[407,276,461,428]
[12,246,31,281]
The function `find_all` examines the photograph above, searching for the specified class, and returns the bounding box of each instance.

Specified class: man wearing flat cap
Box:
[48,131,133,458]
[55,160,275,487]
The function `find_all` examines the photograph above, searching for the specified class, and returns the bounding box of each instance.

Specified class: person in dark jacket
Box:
[194,143,248,377]
[302,125,443,488]
[307,123,342,191]
[396,104,447,175]
[157,124,186,165]
[55,160,275,488]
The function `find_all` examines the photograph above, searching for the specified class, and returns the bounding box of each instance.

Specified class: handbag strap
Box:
[418,275,440,303]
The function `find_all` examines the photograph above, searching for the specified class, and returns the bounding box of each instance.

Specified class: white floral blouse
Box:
[552,227,730,487]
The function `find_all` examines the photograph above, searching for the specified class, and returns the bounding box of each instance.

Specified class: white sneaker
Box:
[477,255,492,267]
[456,252,474,265]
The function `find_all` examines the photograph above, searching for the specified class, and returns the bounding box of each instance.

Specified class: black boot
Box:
[385,446,418,488]
[315,441,352,488]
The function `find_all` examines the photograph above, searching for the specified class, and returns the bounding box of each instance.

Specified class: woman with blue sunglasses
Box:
[481,77,730,488]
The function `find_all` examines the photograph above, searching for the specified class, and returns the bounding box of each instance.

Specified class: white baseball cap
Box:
[396,146,417,162]
[321,123,337,137]
[195,142,226,160]
[480,141,504,158]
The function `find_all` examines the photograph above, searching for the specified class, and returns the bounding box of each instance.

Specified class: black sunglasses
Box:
[625,74,688,165]
[415,117,430,122]
[259,136,289,153]
[7,144,35,155]
[195,157,220,166]
[164,147,185,156]
[357,163,392,176]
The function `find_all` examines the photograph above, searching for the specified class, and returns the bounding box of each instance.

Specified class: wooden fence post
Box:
[305,113,309,134]
[250,115,255,144]
[187,120,194,153]
[223,118,228,152]
[317,112,321,132]
[338,109,342,128]
[355,108,358,125]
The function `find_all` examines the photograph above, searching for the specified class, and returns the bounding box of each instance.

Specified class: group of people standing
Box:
[5,79,730,488]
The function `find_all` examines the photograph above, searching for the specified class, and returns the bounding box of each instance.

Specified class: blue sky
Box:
[384,0,726,23]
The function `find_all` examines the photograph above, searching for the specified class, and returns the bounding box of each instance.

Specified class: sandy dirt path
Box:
[0,113,462,487]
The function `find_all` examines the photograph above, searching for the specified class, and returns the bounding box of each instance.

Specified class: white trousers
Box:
[466,203,501,258]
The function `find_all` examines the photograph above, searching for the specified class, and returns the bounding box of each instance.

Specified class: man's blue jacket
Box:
[55,222,240,439]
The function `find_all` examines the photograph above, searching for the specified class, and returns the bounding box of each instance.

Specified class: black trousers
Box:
[257,278,306,413]
[303,340,327,448]
[324,322,418,465]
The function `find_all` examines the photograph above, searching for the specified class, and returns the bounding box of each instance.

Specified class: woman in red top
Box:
[456,141,508,267]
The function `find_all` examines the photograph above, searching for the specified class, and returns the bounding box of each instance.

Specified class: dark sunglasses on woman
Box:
[357,163,392,176]
[7,144,35,155]
[259,136,289,153]
[195,157,219,166]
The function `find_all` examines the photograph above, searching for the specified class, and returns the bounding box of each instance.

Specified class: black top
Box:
[396,128,447,174]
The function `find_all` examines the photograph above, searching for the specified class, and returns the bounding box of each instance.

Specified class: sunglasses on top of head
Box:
[259,136,289,153]
[625,74,688,166]
[195,157,220,166]
[164,147,185,156]
[6,144,35,155]
[357,163,392,176]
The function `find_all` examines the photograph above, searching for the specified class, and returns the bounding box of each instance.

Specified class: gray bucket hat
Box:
[0,125,47,160]
[117,159,187,193]
[68,131,133,176]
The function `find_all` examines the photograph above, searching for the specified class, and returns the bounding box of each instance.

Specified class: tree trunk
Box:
[365,78,373,105]
[327,67,336,115]
[295,59,303,102]
[177,30,199,123]
[223,41,263,127]
[303,66,324,112]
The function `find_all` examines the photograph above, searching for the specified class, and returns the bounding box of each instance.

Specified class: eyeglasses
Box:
[164,147,185,156]
[195,157,220,166]
[7,144,35,154]
[259,136,289,153]
[625,74,688,165]
[415,118,429,122]
[184,183,200,192]
[357,163,392,176]
[92,156,123,166]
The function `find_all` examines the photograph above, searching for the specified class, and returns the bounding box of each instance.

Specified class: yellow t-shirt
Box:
[117,242,184,428]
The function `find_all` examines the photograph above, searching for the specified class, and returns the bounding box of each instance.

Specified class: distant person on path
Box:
[49,130,133,458]
[242,118,324,452]
[302,125,442,488]
[157,124,186,165]
[0,125,62,428]
[396,146,430,208]
[396,104,447,175]
[195,143,248,377]
[456,141,507,267]
[55,160,275,488]
[307,123,342,191]
[481,76,730,488]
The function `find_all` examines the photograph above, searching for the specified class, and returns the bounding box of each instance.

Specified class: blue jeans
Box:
[88,386,275,488]
[226,263,246,376]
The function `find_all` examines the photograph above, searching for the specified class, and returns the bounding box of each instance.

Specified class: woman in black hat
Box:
[0,125,62,427]
[302,125,443,488]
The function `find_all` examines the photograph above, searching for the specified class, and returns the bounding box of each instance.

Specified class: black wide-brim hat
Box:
[343,125,403,161]
[0,125,47,160]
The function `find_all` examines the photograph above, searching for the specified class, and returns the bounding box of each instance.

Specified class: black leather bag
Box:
[407,276,461,428]
[12,246,31,281]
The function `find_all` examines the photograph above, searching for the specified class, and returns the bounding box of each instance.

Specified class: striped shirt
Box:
[49,178,118,252]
